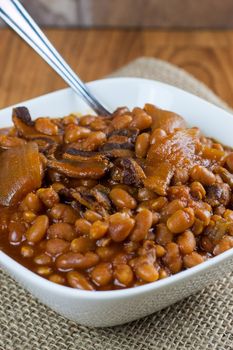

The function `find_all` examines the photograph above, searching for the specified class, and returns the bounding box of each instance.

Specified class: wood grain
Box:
[0,29,233,109]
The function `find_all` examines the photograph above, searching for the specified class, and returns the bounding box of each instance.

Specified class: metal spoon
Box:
[0,0,110,116]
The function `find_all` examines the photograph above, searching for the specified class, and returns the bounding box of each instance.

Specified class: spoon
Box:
[0,0,111,116]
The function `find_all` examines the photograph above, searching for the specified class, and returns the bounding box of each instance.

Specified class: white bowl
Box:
[1,77,233,327]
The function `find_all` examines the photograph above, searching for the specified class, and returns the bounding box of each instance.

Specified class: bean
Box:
[135,133,150,158]
[109,213,135,242]
[26,215,49,243]
[110,188,137,209]
[83,210,102,223]
[96,245,118,261]
[41,240,51,250]
[226,152,233,172]
[112,184,135,194]
[195,208,211,226]
[62,114,79,125]
[23,210,37,223]
[140,240,156,258]
[224,209,233,221]
[51,182,65,192]
[98,236,111,247]
[37,187,59,208]
[201,236,214,253]
[150,197,168,211]
[49,274,66,285]
[200,136,212,147]
[75,218,91,235]
[159,269,168,279]
[155,223,173,245]
[183,252,204,268]
[50,203,78,224]
[192,219,204,236]
[67,271,94,290]
[160,199,186,222]
[155,244,166,257]
[190,181,206,200]
[46,238,70,255]
[167,208,195,234]
[228,223,233,236]
[113,107,130,117]
[202,146,225,162]
[213,236,233,255]
[34,253,52,265]
[10,212,22,222]
[214,167,233,190]
[64,124,90,143]
[121,208,133,218]
[112,114,132,130]
[79,115,96,126]
[130,209,153,242]
[47,223,76,241]
[21,193,43,213]
[152,212,160,225]
[90,262,113,286]
[131,108,152,130]
[21,245,34,258]
[89,117,107,131]
[35,117,58,135]
[135,261,159,283]
[81,131,106,151]
[177,230,196,255]
[168,185,190,203]
[212,143,224,151]
[89,220,109,239]
[211,215,222,223]
[114,264,134,287]
[215,204,228,217]
[137,188,157,201]
[163,242,182,273]
[113,252,129,265]
[56,252,99,270]
[150,128,167,145]
[70,236,95,253]
[190,165,216,186]
[35,266,53,276]
[8,222,26,244]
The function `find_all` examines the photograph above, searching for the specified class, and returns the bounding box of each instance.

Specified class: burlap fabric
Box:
[1,57,233,350]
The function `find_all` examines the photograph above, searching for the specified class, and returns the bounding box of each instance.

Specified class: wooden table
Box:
[0,29,233,109]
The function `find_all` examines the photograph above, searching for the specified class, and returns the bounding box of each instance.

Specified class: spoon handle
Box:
[0,0,110,115]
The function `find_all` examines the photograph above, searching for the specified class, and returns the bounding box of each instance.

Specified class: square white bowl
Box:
[0,77,233,327]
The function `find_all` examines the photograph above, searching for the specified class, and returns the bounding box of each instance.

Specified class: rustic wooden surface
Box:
[0,29,233,109]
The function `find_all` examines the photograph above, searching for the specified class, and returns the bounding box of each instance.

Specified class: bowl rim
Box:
[0,76,230,116]
[1,76,233,300]
[1,247,233,300]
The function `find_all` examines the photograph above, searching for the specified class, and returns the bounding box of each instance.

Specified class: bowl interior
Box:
[0,77,233,300]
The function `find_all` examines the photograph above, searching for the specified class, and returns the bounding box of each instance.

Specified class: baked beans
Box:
[0,103,233,291]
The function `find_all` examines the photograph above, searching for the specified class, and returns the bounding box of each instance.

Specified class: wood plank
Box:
[0,29,233,109]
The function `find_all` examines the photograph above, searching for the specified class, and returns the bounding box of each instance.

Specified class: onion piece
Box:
[0,142,42,206]
[144,103,186,134]
[47,158,109,179]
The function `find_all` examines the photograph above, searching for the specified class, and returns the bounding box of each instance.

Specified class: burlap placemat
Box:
[1,57,233,350]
